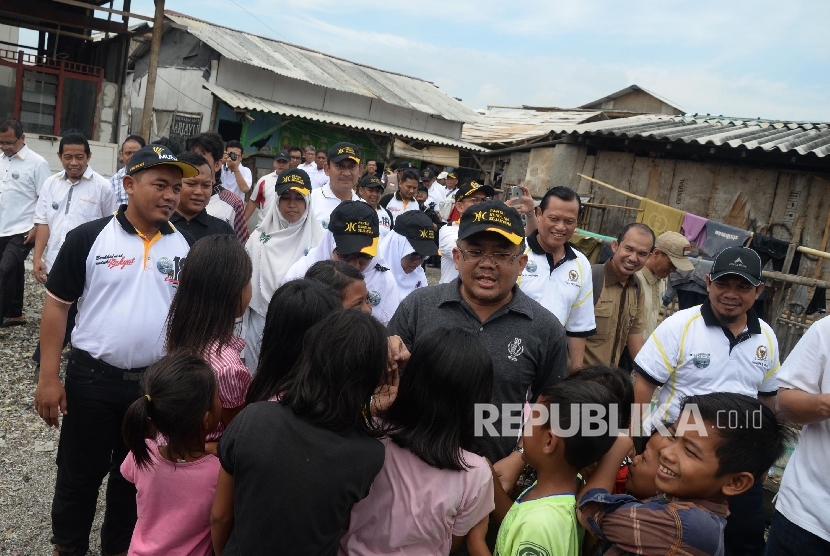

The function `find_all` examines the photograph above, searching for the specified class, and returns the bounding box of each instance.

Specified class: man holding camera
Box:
[219,140,252,200]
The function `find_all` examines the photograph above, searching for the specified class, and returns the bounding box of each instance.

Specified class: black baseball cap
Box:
[421,168,435,181]
[275,168,311,196]
[397,161,414,170]
[446,170,459,180]
[127,145,198,178]
[454,178,496,202]
[274,150,290,162]
[458,199,524,246]
[417,181,429,193]
[394,211,438,256]
[358,175,384,190]
[329,201,379,257]
[328,142,361,164]
[710,246,762,287]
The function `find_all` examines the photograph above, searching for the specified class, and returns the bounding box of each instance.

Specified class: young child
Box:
[211,310,388,554]
[121,352,223,556]
[578,392,794,555]
[340,328,495,555]
[624,427,673,500]
[490,380,618,556]
[305,259,372,313]
[244,279,341,404]
[165,234,252,441]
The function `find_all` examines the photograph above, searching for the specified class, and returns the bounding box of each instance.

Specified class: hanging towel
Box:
[750,234,802,274]
[681,213,708,248]
[701,221,752,256]
[806,288,827,315]
[636,198,685,235]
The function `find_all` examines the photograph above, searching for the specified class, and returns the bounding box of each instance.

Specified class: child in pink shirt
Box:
[121,352,223,556]
[340,327,495,555]
[165,234,253,442]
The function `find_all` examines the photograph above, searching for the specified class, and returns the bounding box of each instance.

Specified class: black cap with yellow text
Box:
[458,199,525,246]
[328,142,361,165]
[454,178,496,202]
[126,145,199,178]
[446,170,459,180]
[358,175,384,190]
[394,211,438,256]
[275,168,311,196]
[329,201,379,257]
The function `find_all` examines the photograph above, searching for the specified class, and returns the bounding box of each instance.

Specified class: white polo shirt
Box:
[219,163,252,200]
[634,300,779,428]
[374,205,393,240]
[438,223,459,284]
[309,184,359,229]
[45,208,192,369]
[774,316,830,542]
[517,233,596,336]
[250,172,280,225]
[383,192,419,223]
[307,166,329,190]
[34,167,117,273]
[0,144,51,236]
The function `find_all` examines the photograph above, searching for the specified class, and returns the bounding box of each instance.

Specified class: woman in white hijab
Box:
[378,210,438,303]
[283,200,399,324]
[243,168,322,371]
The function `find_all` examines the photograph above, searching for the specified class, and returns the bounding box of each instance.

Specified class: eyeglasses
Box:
[290,156,302,161]
[459,249,520,266]
[336,250,373,264]
[0,137,20,147]
[461,196,491,205]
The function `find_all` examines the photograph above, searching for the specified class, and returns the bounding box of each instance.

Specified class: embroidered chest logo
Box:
[692,353,711,368]
[566,269,580,286]
[756,345,767,360]
[525,260,537,273]
[753,345,770,369]
[95,253,136,270]
[367,291,381,306]
[158,255,185,285]
[321,218,329,229]
[507,338,524,361]
[259,232,270,243]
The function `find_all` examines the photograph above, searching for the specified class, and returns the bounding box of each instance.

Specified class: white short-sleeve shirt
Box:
[438,223,459,284]
[219,163,252,200]
[774,316,830,542]
[34,167,116,272]
[634,300,780,428]
[309,184,359,229]
[384,194,419,224]
[0,144,51,236]
[517,234,596,336]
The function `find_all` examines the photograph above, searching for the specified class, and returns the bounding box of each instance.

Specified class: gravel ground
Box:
[1,264,106,556]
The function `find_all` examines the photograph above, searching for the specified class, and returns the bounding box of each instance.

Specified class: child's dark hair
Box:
[278,309,387,436]
[566,365,634,428]
[166,235,252,357]
[245,279,340,405]
[680,393,794,481]
[122,352,216,469]
[384,328,493,471]
[537,380,618,470]
[304,260,364,300]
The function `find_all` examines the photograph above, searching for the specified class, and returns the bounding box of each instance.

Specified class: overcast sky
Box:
[24,1,830,121]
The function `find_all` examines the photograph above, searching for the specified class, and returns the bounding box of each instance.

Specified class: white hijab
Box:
[281,229,400,323]
[379,230,428,303]
[246,192,322,316]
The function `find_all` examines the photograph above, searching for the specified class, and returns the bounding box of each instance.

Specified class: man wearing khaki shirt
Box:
[584,223,654,367]
[636,231,694,339]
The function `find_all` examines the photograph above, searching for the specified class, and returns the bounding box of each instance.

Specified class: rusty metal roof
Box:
[553,115,830,158]
[203,82,488,152]
[462,108,607,146]
[165,11,480,125]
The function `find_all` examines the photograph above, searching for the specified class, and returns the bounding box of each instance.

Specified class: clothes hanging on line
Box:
[636,198,685,235]
[681,213,708,248]
[701,221,752,256]
[750,234,803,275]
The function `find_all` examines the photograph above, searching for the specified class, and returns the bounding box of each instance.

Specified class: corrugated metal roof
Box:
[165,11,481,125]
[202,82,488,152]
[552,115,830,158]
[462,108,607,145]
[579,84,686,114]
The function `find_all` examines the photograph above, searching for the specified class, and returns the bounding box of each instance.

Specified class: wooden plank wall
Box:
[548,146,830,281]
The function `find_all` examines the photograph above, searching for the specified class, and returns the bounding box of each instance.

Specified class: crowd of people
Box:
[0,115,825,555]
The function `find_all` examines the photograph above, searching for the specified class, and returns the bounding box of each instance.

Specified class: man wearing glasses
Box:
[517,186,596,370]
[288,145,303,169]
[389,199,567,467]
[438,178,495,284]
[0,118,50,328]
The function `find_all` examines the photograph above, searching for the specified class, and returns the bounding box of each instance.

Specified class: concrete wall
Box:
[94,82,118,144]
[502,152,529,187]
[129,67,213,142]
[528,143,830,280]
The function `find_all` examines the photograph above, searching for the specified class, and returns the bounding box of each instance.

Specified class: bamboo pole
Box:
[577,173,643,201]
[583,202,644,212]
[797,245,830,262]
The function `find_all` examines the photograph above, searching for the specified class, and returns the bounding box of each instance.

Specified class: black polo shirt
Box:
[388,279,567,461]
[170,209,235,243]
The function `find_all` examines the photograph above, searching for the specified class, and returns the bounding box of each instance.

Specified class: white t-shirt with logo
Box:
[309,184,359,230]
[517,241,595,336]
[634,301,779,429]
[774,316,830,542]
[384,195,419,224]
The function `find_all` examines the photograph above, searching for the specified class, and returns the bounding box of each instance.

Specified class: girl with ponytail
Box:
[120,352,222,555]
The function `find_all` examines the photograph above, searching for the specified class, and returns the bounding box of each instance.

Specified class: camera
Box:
[228,152,238,161]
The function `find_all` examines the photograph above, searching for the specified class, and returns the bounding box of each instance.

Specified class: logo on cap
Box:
[419,229,434,239]
[152,146,164,156]
[732,257,746,267]
[473,210,486,222]
[281,174,306,185]
[343,221,374,235]
[683,246,691,257]
[338,146,356,155]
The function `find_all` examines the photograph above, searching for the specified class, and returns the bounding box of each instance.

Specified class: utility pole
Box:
[139,0,165,141]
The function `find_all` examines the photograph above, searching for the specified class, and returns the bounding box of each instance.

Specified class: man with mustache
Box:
[308,142,362,230]
[170,151,235,242]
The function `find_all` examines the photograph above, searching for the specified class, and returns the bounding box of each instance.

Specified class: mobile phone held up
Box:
[511,185,521,200]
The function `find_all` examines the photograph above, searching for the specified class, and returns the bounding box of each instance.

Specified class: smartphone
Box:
[510,186,521,200]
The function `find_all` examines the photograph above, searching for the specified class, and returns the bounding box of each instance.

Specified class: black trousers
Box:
[50,349,144,555]
[0,234,30,319]
[32,300,77,364]
[724,480,766,556]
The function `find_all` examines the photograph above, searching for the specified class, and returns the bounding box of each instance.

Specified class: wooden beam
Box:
[763,270,830,289]
[0,20,91,40]
[50,0,155,22]
[0,0,127,34]
[577,173,644,201]
[363,131,390,163]
[139,0,164,141]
